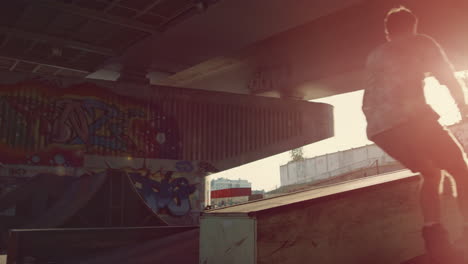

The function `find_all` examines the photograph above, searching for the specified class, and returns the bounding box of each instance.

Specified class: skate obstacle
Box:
[201,170,463,264]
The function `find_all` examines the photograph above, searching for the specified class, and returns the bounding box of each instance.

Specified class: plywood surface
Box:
[200,217,255,264]
[207,170,417,214]
[254,172,462,264]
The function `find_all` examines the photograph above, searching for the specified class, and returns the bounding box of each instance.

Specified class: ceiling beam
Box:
[0,54,92,74]
[32,64,42,73]
[135,0,164,18]
[22,0,157,34]
[8,60,19,71]
[103,0,124,12]
[0,26,117,57]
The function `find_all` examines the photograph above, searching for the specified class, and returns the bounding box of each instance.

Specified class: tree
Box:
[289,147,305,162]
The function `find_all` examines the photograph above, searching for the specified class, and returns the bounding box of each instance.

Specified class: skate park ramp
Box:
[0,168,182,250]
[0,172,107,228]
[71,228,200,264]
[201,169,464,264]
[6,226,199,264]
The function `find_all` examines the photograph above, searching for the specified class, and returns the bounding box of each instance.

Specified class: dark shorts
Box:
[371,117,468,175]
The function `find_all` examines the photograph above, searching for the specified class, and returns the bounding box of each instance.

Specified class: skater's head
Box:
[384,6,418,41]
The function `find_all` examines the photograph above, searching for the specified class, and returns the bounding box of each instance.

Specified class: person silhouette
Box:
[362,6,468,259]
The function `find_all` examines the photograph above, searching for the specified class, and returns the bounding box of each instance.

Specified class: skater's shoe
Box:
[422,224,465,263]
[454,226,468,260]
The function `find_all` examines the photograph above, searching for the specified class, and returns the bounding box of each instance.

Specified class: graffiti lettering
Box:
[129,171,196,217]
[175,160,194,173]
[0,83,180,166]
[198,161,219,174]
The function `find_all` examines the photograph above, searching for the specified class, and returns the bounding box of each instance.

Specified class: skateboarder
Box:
[362,6,468,257]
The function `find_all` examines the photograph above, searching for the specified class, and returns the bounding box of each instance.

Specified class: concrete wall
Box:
[280,144,396,186]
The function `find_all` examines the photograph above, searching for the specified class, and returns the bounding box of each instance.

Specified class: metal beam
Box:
[32,64,42,73]
[0,26,117,57]
[135,0,164,18]
[53,68,62,75]
[9,60,19,71]
[103,0,124,12]
[159,4,196,31]
[0,54,92,74]
[23,0,157,34]
[69,50,87,63]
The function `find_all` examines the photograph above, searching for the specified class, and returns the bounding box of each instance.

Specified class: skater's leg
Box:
[445,162,468,228]
[419,168,442,225]
[432,127,468,225]
[420,166,463,262]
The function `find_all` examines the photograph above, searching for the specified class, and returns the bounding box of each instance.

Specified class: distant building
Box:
[209,178,252,208]
[248,191,265,201]
[280,144,401,187]
[252,190,265,195]
[211,178,251,190]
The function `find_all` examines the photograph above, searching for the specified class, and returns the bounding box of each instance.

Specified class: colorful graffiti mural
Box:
[0,81,180,166]
[129,170,196,217]
[104,157,218,225]
[116,158,213,224]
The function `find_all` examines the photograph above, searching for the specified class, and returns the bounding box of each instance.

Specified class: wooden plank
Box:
[8,226,198,261]
[254,173,461,264]
[200,216,255,264]
[79,229,199,264]
[206,170,417,214]
[201,169,466,263]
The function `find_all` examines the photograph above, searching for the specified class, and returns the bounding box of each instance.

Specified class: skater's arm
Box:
[423,36,468,116]
[434,55,467,109]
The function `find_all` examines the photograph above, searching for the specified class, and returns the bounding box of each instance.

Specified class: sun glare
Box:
[424,71,468,126]
[210,70,468,191]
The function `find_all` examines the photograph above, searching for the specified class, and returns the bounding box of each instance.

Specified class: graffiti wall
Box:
[0,78,223,225]
[0,80,180,167]
[90,157,217,225]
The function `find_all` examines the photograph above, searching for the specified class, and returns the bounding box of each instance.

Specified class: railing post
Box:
[376,160,379,175]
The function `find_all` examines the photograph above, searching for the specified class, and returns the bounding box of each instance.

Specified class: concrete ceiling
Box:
[93,0,468,100]
[122,0,366,71]
[159,0,468,100]
[95,0,366,84]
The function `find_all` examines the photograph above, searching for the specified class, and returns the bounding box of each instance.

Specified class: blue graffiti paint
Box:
[175,160,194,172]
[130,172,196,217]
[68,99,144,152]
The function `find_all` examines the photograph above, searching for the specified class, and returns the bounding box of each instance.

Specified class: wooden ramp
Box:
[0,173,109,250]
[74,229,199,264]
[201,170,465,264]
[0,170,168,251]
[6,226,198,264]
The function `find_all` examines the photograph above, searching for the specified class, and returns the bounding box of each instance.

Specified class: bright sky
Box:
[210,71,468,191]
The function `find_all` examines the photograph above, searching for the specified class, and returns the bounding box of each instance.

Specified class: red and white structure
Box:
[208,178,252,207]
